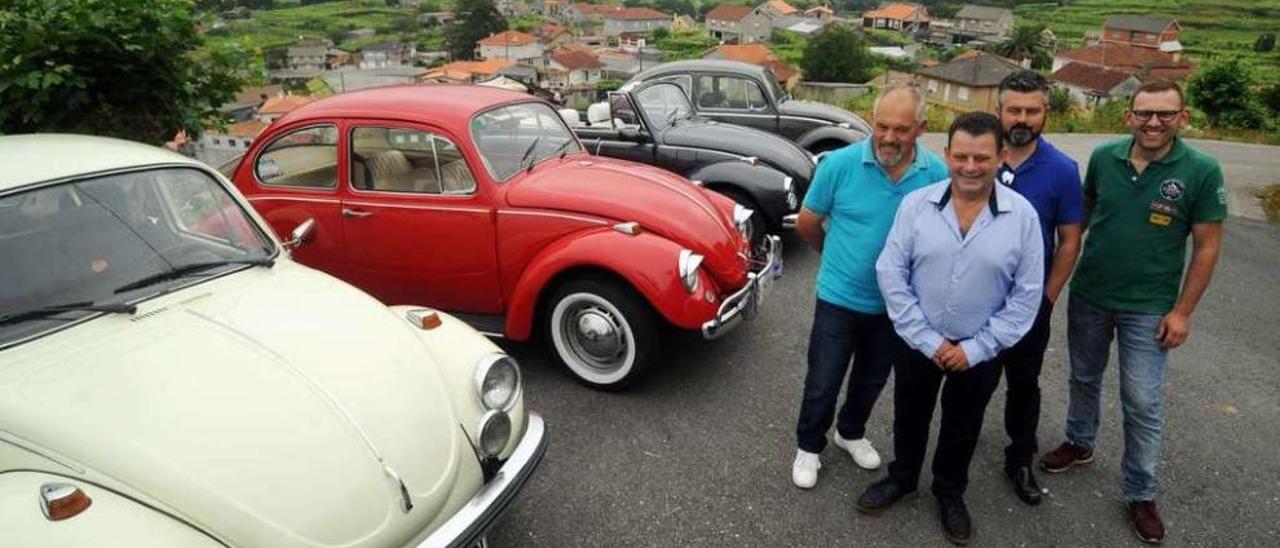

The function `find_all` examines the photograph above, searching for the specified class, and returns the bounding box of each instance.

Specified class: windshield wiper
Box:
[113,258,274,294]
[0,301,137,326]
[517,136,543,172]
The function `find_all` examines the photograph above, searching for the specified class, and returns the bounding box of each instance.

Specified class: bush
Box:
[1188,57,1268,130]
[1048,85,1075,113]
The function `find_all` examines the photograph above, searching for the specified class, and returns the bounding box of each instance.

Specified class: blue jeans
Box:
[796,299,897,453]
[1065,292,1168,502]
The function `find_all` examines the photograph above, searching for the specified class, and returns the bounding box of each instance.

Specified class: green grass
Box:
[1015,0,1280,85]
[204,0,425,52]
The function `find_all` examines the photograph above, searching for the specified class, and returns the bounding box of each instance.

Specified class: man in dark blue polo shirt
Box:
[992,71,1085,505]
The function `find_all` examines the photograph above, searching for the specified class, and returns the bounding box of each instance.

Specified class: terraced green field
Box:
[206,0,434,52]
[1015,0,1280,84]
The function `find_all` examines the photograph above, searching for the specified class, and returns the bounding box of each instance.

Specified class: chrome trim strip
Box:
[247,196,341,205]
[341,201,490,214]
[417,414,548,548]
[498,209,609,225]
[701,235,782,339]
[782,214,799,230]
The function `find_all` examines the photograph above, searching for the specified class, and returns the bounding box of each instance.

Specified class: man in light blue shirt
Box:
[790,86,948,489]
[857,112,1043,546]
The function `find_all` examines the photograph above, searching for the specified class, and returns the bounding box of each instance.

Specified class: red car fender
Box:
[503,226,723,340]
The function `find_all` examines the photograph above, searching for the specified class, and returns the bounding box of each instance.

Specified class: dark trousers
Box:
[998,295,1054,468]
[795,299,897,453]
[887,344,1001,499]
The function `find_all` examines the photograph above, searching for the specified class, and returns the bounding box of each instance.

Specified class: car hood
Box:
[0,263,474,547]
[778,99,871,134]
[664,119,814,183]
[505,156,747,286]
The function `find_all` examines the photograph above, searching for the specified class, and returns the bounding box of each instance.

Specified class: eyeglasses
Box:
[1130,109,1182,123]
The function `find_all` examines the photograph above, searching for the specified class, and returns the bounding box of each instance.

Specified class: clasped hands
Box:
[932,340,970,371]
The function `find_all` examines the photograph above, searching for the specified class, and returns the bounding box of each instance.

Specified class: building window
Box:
[213,138,221,146]
[927,79,938,93]
[958,86,970,101]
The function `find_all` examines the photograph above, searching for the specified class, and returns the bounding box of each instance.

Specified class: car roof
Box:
[0,134,205,193]
[272,84,544,129]
[634,60,770,81]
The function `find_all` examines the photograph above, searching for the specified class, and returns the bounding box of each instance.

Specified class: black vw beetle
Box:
[565,80,814,242]
[627,60,871,158]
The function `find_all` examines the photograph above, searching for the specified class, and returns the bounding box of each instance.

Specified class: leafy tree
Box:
[444,0,508,60]
[0,0,252,143]
[651,27,670,41]
[1261,85,1280,117]
[990,25,1051,70]
[801,25,874,84]
[1256,33,1276,53]
[597,79,624,93]
[1048,85,1074,113]
[1187,57,1268,130]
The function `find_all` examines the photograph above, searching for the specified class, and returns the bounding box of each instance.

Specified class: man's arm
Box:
[796,207,826,253]
[1157,221,1223,348]
[876,197,946,359]
[1046,223,1083,303]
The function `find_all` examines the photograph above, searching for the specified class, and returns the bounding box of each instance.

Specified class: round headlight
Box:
[477,410,512,458]
[475,354,521,411]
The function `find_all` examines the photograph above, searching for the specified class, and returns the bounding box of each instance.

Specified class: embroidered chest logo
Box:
[1159,179,1185,201]
[999,170,1015,186]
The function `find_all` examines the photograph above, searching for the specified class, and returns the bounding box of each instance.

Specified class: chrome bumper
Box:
[418,413,547,548]
[781,213,798,230]
[701,235,783,339]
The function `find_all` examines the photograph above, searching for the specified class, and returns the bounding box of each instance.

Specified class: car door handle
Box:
[342,208,373,218]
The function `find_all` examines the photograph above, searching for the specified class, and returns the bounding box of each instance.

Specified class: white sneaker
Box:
[834,435,882,470]
[792,449,821,489]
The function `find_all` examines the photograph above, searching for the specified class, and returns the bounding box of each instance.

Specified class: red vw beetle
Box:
[230,85,781,388]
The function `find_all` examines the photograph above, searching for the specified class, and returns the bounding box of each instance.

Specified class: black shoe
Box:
[938,496,973,545]
[856,477,916,515]
[1005,465,1043,506]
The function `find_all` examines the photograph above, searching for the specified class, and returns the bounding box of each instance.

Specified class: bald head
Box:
[870,86,926,169]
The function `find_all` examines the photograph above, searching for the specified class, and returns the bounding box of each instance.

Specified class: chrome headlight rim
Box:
[474,353,522,412]
[476,409,512,458]
[678,248,703,293]
[782,176,798,210]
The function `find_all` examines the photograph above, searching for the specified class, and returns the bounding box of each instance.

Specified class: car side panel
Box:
[502,228,722,340]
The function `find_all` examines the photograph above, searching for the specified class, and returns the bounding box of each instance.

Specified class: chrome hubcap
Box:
[562,303,628,371]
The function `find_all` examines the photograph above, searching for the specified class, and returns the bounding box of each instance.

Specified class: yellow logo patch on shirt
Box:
[1149,212,1172,226]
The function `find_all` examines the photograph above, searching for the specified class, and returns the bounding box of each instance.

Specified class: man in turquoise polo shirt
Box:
[1040,80,1226,544]
[791,86,948,489]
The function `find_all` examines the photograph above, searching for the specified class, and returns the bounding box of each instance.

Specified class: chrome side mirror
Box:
[283,218,315,250]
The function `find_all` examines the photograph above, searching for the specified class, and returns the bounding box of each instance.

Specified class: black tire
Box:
[809,140,847,163]
[545,275,659,390]
[716,188,768,249]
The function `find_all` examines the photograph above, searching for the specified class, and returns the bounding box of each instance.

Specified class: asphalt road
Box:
[489,136,1280,547]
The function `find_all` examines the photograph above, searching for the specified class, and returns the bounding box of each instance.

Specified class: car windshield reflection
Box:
[0,167,274,345]
[471,102,583,181]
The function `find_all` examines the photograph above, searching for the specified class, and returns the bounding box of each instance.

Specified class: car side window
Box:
[654,74,692,97]
[350,127,476,195]
[255,125,338,188]
[696,75,769,111]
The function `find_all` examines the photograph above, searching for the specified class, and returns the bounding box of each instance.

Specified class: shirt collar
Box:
[930,180,1010,216]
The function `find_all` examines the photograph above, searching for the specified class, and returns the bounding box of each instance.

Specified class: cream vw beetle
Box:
[0,135,545,547]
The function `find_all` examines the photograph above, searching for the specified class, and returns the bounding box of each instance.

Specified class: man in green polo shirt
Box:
[1040,80,1226,545]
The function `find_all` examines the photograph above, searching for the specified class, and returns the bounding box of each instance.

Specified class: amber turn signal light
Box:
[40,483,92,521]
[406,309,443,330]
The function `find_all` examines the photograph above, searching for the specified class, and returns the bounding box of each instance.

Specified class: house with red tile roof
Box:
[1102,14,1182,51]
[256,95,313,123]
[758,0,798,18]
[1052,42,1195,81]
[1051,62,1143,106]
[602,7,671,37]
[706,4,772,44]
[418,59,519,84]
[862,3,929,34]
[541,47,605,90]
[477,30,544,62]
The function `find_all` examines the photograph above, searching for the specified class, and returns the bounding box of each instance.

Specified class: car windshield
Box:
[471,102,583,181]
[0,167,274,346]
[635,82,694,131]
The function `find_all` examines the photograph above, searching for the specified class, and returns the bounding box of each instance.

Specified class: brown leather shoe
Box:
[1130,501,1165,544]
[1039,441,1093,473]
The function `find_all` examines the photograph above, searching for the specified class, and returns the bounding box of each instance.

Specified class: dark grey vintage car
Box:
[627,60,871,157]
[565,81,814,241]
